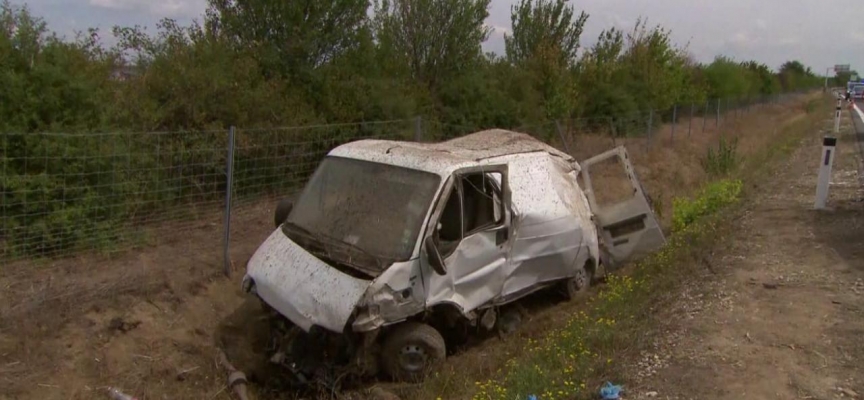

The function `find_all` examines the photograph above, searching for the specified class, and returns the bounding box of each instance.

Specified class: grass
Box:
[406,94,831,400]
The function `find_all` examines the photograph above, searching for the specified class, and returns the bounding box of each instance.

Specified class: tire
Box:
[381,322,446,382]
[274,198,293,228]
[563,262,592,300]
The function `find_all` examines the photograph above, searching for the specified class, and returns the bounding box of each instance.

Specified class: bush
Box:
[702,136,738,176]
[672,179,742,232]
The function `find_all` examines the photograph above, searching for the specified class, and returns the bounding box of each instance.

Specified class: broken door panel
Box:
[426,166,512,312]
[580,146,665,267]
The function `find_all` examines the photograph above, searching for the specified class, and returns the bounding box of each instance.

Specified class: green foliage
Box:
[206,0,369,78]
[778,60,822,92]
[505,0,588,120]
[505,0,588,67]
[834,70,858,86]
[702,136,739,176]
[373,0,491,90]
[618,19,690,112]
[672,179,742,232]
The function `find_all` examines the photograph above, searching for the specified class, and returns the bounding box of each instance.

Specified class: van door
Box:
[580,147,665,268]
[424,165,512,313]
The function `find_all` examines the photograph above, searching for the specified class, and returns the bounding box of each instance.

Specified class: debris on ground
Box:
[106,387,139,400]
[368,387,401,400]
[217,349,251,400]
[600,381,623,399]
[107,317,141,333]
[838,387,860,398]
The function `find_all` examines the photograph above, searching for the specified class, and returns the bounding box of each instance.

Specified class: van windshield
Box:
[284,156,440,272]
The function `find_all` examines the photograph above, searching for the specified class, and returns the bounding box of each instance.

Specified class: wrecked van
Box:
[241,130,664,383]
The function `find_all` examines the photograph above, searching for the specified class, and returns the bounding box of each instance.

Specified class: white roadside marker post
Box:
[834,99,842,133]
[814,136,837,210]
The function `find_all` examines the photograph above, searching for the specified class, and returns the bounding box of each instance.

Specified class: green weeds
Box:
[701,137,739,176]
[671,179,743,233]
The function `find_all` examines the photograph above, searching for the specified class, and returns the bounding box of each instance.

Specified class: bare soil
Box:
[0,95,826,400]
[623,106,864,399]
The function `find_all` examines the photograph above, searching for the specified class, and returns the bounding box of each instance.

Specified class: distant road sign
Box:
[835,64,851,73]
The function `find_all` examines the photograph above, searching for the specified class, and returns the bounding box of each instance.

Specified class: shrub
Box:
[672,179,742,232]
[701,136,738,176]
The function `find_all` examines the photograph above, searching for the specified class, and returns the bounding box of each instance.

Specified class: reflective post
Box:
[814,136,837,209]
[834,99,841,133]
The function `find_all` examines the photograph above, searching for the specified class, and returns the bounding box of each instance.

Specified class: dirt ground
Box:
[622,106,864,399]
[0,95,827,400]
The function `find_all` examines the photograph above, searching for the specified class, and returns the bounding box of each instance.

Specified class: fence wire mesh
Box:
[0,92,807,267]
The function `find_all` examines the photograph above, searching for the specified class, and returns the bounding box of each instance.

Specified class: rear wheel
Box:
[381,322,446,382]
[563,263,592,300]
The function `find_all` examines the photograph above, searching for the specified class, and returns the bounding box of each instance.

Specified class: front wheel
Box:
[380,322,446,382]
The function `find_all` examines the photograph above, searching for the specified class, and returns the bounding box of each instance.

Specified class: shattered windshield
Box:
[284,156,441,271]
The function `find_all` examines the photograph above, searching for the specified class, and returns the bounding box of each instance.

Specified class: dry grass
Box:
[0,94,825,400]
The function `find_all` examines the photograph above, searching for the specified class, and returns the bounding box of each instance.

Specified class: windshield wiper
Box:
[314,231,384,269]
[282,221,316,240]
[282,221,384,271]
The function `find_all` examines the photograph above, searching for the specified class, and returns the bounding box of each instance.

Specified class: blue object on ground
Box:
[599,381,623,399]
[527,396,538,400]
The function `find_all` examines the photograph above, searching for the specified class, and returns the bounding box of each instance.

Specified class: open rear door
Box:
[580,146,666,268]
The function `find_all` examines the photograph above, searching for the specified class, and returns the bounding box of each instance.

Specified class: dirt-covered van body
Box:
[241,130,664,382]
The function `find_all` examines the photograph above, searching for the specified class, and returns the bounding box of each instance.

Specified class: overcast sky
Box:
[18,0,864,74]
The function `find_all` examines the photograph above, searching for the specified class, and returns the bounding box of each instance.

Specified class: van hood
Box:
[245,229,372,333]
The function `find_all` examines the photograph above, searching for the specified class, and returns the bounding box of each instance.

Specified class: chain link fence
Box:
[0,92,808,269]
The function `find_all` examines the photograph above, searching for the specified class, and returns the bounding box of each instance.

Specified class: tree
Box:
[373,0,491,90]
[834,70,857,85]
[742,61,780,96]
[618,18,689,112]
[504,0,588,68]
[778,60,820,91]
[206,0,369,77]
[503,0,587,119]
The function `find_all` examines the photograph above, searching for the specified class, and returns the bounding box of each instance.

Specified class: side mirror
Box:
[274,198,294,228]
[424,236,446,275]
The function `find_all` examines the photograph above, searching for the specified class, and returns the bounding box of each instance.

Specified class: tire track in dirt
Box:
[625,109,864,399]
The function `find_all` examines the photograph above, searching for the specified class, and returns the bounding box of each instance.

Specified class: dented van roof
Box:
[328,129,577,177]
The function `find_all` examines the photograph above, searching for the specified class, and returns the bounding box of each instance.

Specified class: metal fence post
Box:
[688,103,694,137]
[716,99,721,130]
[647,110,654,147]
[671,104,678,141]
[223,126,236,277]
[703,100,709,133]
[1,131,6,248]
[555,119,571,154]
[608,117,617,146]
[414,116,423,142]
